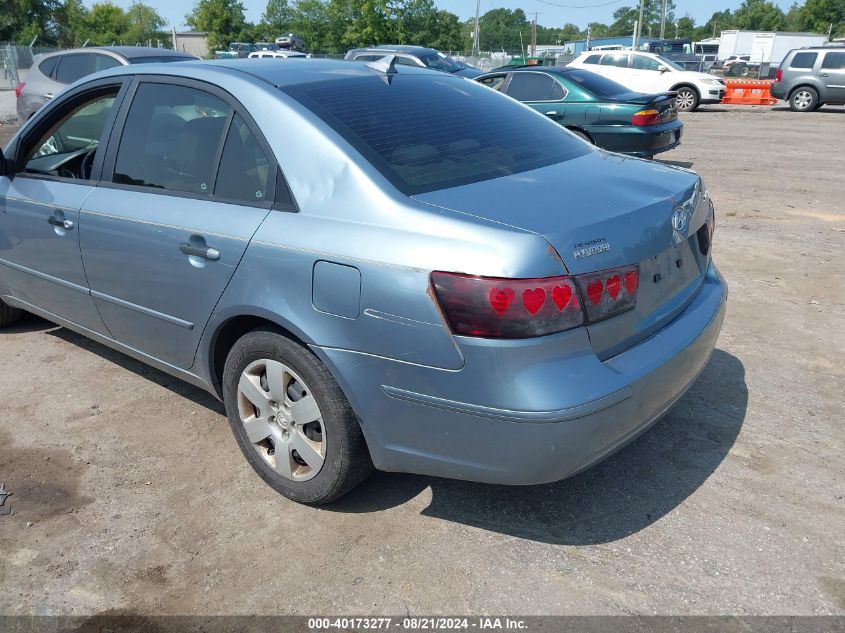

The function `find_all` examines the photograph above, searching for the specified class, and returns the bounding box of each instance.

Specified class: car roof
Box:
[44,46,192,59]
[482,65,577,75]
[367,45,438,55]
[96,57,438,87]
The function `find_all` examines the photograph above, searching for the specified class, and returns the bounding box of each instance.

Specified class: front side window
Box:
[821,52,845,70]
[632,55,661,71]
[477,74,508,91]
[505,73,563,102]
[55,54,92,84]
[283,74,588,195]
[113,83,231,194]
[23,90,118,179]
[214,114,274,204]
[791,52,818,69]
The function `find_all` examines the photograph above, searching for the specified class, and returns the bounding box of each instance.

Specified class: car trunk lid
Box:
[414,151,711,358]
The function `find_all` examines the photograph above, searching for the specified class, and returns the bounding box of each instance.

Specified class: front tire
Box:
[222,327,372,504]
[0,299,23,328]
[675,86,700,112]
[789,86,819,112]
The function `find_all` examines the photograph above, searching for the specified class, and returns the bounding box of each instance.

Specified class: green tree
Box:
[261,0,293,39]
[477,8,529,52]
[0,0,61,44]
[124,2,166,45]
[733,0,786,31]
[81,2,130,45]
[609,0,676,38]
[430,9,463,50]
[55,0,88,47]
[186,0,248,53]
[797,0,845,37]
[675,15,696,39]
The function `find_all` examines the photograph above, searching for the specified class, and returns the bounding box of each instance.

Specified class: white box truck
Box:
[718,30,829,77]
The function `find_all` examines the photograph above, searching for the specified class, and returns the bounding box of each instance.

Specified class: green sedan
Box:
[475,66,683,158]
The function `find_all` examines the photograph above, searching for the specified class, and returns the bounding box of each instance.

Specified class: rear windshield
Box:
[129,56,196,64]
[283,75,587,195]
[562,69,630,98]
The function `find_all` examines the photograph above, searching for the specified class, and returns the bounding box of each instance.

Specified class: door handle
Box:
[819,73,829,77]
[47,216,74,230]
[45,93,54,99]
[179,242,220,261]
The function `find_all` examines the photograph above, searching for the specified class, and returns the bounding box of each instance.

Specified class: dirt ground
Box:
[0,105,843,617]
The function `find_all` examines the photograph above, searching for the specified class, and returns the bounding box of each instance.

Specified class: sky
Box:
[117,0,798,33]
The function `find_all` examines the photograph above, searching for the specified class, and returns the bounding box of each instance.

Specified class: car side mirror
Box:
[659,67,669,74]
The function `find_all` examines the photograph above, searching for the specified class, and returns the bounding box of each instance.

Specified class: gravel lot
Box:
[0,105,843,617]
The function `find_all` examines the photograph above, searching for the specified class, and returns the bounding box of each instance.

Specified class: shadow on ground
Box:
[657,159,694,169]
[11,314,746,546]
[330,349,747,545]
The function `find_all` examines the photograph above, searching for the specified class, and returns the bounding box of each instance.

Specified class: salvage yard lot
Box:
[0,106,843,615]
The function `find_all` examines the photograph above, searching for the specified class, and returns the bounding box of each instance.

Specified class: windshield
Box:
[418,52,463,73]
[283,75,588,195]
[656,55,686,71]
[562,69,630,98]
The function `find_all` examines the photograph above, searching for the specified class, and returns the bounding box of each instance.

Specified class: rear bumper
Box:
[770,83,787,99]
[316,262,727,485]
[592,123,683,158]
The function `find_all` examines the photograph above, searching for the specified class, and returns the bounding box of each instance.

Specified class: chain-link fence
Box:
[1,44,62,90]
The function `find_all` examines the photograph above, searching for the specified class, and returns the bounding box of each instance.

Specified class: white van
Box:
[568,50,726,111]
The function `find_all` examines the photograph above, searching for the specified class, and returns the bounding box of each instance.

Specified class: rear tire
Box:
[222,327,372,504]
[0,299,23,328]
[789,86,819,112]
[675,86,700,112]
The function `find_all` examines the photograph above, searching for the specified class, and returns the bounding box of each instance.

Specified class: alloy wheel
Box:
[793,90,813,110]
[676,90,696,111]
[236,358,326,481]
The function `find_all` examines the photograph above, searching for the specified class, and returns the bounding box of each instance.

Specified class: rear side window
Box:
[283,75,587,195]
[113,82,231,194]
[564,69,629,98]
[790,52,818,69]
[55,54,92,84]
[821,52,845,70]
[92,54,122,72]
[505,73,564,101]
[214,113,275,204]
[583,54,601,64]
[38,56,59,78]
[600,54,628,68]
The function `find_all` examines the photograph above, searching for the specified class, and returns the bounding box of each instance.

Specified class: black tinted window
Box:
[38,56,58,78]
[583,54,601,64]
[821,52,845,70]
[283,75,587,195]
[55,54,92,83]
[506,73,560,101]
[215,114,275,204]
[791,52,818,69]
[113,83,230,194]
[563,69,629,97]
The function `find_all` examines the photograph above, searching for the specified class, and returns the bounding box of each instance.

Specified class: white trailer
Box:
[717,30,828,65]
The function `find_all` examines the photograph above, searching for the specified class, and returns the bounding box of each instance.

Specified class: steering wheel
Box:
[80,148,97,180]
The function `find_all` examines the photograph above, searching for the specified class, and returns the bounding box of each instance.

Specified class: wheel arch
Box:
[206,311,311,399]
[788,83,822,99]
[670,82,700,97]
[565,126,594,143]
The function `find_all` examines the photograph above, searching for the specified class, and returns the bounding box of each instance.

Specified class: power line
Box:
[532,0,624,9]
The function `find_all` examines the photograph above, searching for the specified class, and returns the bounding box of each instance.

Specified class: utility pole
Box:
[634,0,645,49]
[659,0,667,39]
[530,13,541,58]
[472,0,481,59]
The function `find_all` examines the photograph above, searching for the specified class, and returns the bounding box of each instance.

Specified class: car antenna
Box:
[365,54,398,83]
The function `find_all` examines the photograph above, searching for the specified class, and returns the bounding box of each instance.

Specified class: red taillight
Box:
[14,82,25,99]
[573,264,639,323]
[775,69,783,83]
[631,108,661,126]
[431,265,640,339]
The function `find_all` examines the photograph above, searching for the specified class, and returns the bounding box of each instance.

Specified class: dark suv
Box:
[771,47,845,112]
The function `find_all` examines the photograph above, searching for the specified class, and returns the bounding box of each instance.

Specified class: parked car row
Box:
[0,57,725,504]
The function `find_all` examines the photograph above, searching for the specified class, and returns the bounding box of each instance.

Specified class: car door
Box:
[819,51,845,103]
[502,72,567,122]
[80,77,284,369]
[0,78,127,334]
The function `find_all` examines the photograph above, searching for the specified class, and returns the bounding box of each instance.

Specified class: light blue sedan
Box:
[0,58,726,504]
